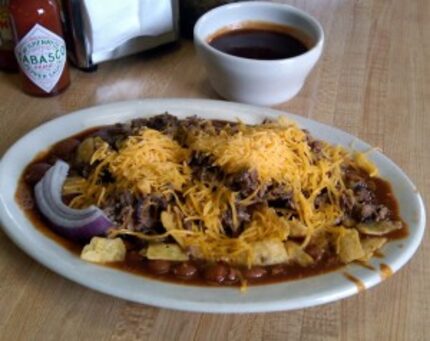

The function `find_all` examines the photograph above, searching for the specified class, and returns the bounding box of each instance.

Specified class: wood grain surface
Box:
[0,0,428,340]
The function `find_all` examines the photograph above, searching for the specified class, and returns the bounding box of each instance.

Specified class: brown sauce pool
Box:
[207,21,313,60]
[15,122,408,288]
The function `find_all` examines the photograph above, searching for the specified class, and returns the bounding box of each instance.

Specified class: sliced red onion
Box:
[35,160,113,240]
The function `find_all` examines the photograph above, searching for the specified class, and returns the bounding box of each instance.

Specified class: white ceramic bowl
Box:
[194,1,324,106]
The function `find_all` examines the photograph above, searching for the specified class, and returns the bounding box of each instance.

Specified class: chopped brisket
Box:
[101,191,168,233]
[354,187,374,203]
[134,194,168,232]
[92,123,131,150]
[102,190,134,227]
[221,204,252,237]
[265,182,295,209]
[314,189,330,209]
[189,152,223,182]
[225,169,259,199]
[340,190,355,212]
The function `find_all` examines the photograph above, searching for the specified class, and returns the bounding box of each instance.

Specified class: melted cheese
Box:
[155,206,291,267]
[67,117,379,267]
[189,122,310,183]
[179,181,235,234]
[70,128,190,208]
[188,119,350,247]
[107,129,190,193]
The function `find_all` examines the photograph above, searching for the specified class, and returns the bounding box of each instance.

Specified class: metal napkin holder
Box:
[61,0,179,70]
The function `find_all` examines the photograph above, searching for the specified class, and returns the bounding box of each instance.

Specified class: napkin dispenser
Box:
[61,0,179,70]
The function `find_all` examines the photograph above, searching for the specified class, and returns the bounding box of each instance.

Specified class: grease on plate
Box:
[379,263,393,280]
[343,272,366,292]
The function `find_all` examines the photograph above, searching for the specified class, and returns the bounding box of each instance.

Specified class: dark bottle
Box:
[0,0,18,71]
[180,0,246,38]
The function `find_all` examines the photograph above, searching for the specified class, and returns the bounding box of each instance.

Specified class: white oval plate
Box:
[0,99,425,313]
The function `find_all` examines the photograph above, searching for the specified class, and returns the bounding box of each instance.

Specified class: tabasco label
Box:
[15,24,67,93]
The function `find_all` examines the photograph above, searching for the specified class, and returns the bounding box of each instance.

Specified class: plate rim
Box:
[0,98,426,313]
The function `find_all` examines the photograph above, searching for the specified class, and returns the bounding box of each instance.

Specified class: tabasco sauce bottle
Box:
[9,0,70,96]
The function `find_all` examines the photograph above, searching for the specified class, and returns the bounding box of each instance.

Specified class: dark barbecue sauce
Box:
[208,22,311,60]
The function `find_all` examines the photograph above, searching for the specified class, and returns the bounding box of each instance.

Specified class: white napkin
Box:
[82,0,174,60]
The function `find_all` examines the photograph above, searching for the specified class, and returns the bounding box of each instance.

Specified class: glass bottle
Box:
[9,0,70,96]
[0,0,18,71]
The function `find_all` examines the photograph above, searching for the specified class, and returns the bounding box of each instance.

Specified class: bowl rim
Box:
[193,1,325,65]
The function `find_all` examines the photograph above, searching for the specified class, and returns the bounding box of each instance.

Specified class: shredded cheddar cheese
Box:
[186,119,348,248]
[64,116,380,269]
[69,128,191,208]
[179,181,235,234]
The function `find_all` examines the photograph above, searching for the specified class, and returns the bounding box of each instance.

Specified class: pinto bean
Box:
[147,260,171,274]
[204,263,228,283]
[243,266,267,279]
[224,268,240,284]
[270,265,285,276]
[305,244,325,262]
[52,138,80,160]
[173,262,197,278]
[24,162,51,185]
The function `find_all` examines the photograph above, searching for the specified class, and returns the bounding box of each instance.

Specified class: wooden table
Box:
[0,0,428,340]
